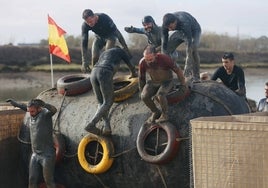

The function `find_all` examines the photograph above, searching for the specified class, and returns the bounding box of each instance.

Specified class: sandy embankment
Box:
[0,71,79,89]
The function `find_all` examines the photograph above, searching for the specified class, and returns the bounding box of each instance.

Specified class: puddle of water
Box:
[0,87,49,103]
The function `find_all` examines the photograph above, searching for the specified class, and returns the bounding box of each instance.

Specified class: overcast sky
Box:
[1,0,267,45]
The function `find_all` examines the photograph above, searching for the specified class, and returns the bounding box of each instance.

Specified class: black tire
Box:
[136,122,180,164]
[167,84,191,105]
[56,74,92,96]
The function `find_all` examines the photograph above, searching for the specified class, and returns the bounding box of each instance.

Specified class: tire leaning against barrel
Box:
[166,84,191,105]
[56,74,92,96]
[113,75,139,102]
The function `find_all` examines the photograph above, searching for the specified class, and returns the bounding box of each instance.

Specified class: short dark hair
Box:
[142,15,156,25]
[27,99,44,107]
[222,52,234,60]
[162,13,176,28]
[82,9,94,20]
[143,45,156,54]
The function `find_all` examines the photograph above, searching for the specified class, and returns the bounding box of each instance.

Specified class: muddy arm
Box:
[6,99,27,111]
[43,103,57,116]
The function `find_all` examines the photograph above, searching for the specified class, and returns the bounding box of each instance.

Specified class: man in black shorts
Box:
[81,9,131,73]
[85,47,137,135]
[211,52,246,98]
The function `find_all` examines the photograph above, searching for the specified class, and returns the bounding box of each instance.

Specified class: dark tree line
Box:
[38,32,268,53]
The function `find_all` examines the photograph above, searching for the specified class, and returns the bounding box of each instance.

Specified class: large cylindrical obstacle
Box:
[19,79,250,188]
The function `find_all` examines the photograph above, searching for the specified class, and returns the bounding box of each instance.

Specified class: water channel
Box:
[0,68,267,105]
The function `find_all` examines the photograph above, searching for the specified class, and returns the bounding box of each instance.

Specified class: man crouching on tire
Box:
[139,45,186,123]
[85,47,138,135]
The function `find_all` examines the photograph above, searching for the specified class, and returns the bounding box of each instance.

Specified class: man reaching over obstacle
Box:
[85,47,137,135]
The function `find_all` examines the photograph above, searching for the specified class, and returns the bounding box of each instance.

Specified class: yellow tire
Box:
[113,75,138,102]
[77,133,114,174]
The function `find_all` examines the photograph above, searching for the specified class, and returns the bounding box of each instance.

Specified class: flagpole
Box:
[50,54,54,88]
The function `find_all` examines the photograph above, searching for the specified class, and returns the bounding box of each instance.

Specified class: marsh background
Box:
[0,68,266,106]
[1,32,268,105]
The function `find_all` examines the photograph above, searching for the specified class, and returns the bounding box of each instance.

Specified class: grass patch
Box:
[31,64,81,72]
[1,62,267,73]
[200,62,268,69]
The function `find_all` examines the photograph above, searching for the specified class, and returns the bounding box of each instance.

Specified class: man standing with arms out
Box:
[85,47,137,135]
[211,52,246,98]
[124,16,162,51]
[139,45,186,123]
[257,82,268,112]
[81,9,132,73]
[124,16,179,62]
[162,11,201,82]
[6,98,57,188]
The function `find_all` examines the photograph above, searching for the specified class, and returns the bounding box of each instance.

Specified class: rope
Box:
[156,165,168,188]
[53,90,67,131]
[191,88,233,115]
[112,146,137,158]
[177,137,189,141]
[16,126,31,144]
[63,151,77,158]
[93,174,109,188]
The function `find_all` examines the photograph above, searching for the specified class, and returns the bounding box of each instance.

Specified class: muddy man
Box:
[139,45,186,123]
[85,47,137,135]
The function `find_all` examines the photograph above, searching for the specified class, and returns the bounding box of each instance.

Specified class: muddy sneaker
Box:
[156,113,169,123]
[146,110,161,124]
[85,123,100,135]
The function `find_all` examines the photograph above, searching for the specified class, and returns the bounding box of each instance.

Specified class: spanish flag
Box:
[48,15,71,63]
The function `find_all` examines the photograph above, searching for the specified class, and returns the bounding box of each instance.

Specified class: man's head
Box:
[142,15,156,32]
[27,99,44,117]
[162,13,177,31]
[265,82,268,98]
[82,9,97,27]
[222,52,235,74]
[143,45,157,63]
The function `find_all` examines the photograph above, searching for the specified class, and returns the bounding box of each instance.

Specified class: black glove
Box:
[124,26,134,33]
[6,98,18,107]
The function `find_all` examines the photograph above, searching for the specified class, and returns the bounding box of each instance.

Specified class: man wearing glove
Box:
[125,16,162,51]
[81,9,132,73]
[124,15,179,63]
[6,98,57,188]
[85,47,138,135]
